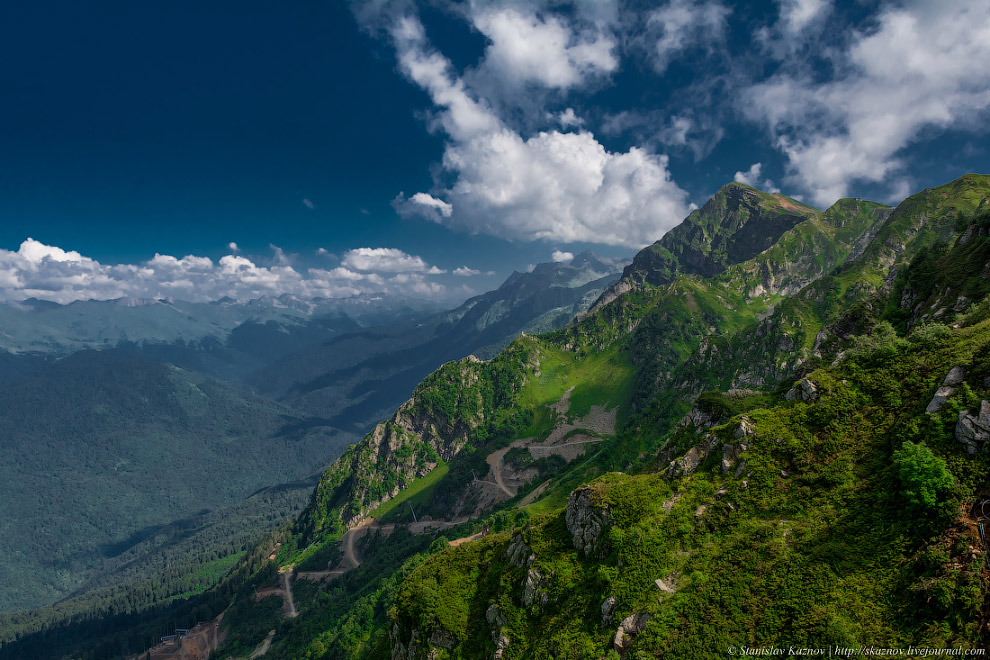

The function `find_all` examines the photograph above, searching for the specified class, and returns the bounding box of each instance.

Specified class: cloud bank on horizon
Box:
[384,0,990,237]
[0,239,459,304]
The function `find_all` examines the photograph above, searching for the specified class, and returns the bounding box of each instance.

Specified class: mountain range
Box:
[3,175,990,659]
[0,251,626,618]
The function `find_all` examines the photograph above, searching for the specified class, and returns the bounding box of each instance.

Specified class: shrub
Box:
[847,321,909,365]
[907,323,951,347]
[892,441,956,516]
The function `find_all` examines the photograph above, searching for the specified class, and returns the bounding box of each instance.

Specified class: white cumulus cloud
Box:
[470,7,617,90]
[745,0,990,207]
[551,250,574,263]
[394,192,453,222]
[341,247,445,274]
[733,163,780,193]
[389,15,693,249]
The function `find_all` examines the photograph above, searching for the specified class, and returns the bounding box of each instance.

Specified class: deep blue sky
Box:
[0,0,987,304]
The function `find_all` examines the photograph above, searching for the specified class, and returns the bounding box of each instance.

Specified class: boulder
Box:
[926,386,956,414]
[955,401,990,454]
[944,366,966,386]
[613,612,651,653]
[734,460,748,479]
[654,577,676,594]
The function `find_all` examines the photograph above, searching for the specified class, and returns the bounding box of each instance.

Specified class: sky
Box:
[0,0,988,305]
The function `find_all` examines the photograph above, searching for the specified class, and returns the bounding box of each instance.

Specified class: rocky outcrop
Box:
[676,404,721,432]
[427,629,457,650]
[390,623,456,660]
[666,434,720,478]
[956,400,990,454]
[733,417,754,439]
[587,277,635,316]
[505,533,534,569]
[565,487,612,557]
[521,567,549,608]
[601,596,617,626]
[390,624,420,660]
[485,605,510,660]
[505,533,550,609]
[613,611,652,654]
[722,441,748,474]
[785,378,819,402]
[927,386,957,414]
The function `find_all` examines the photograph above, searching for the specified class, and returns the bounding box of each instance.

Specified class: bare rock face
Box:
[485,605,510,660]
[427,629,456,650]
[733,417,754,439]
[505,534,535,569]
[504,533,550,609]
[390,623,457,660]
[613,611,651,654]
[677,405,720,432]
[390,623,420,660]
[521,567,549,608]
[601,596,617,625]
[587,278,634,316]
[956,400,990,454]
[565,486,612,557]
[785,378,819,402]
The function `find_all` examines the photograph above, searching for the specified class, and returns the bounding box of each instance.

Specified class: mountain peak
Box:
[617,182,821,286]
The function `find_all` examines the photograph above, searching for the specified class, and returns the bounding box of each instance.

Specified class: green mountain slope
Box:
[379,203,990,656]
[224,175,988,659]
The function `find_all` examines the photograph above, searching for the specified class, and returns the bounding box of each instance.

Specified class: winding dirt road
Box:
[280,572,297,618]
[248,630,275,659]
[484,435,605,499]
[486,446,516,497]
[295,518,466,583]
